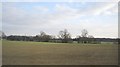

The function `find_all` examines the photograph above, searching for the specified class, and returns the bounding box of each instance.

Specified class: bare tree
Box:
[35,31,52,42]
[40,31,46,37]
[0,31,6,39]
[80,29,88,43]
[81,29,88,37]
[58,29,71,43]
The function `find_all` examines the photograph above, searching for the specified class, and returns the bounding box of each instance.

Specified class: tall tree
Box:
[40,31,46,37]
[80,29,88,43]
[58,29,71,43]
[81,29,88,37]
[35,31,52,42]
[0,31,6,39]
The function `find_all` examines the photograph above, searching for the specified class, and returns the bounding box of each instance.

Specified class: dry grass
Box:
[2,40,118,65]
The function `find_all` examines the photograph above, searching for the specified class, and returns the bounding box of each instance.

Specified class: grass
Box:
[2,40,118,65]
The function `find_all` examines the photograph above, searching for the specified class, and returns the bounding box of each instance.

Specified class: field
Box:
[2,40,118,65]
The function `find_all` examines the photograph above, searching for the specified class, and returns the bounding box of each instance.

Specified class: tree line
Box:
[0,29,119,44]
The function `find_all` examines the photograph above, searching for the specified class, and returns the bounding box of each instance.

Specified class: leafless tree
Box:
[0,31,6,39]
[40,31,46,37]
[58,29,71,43]
[35,31,52,42]
[81,29,88,37]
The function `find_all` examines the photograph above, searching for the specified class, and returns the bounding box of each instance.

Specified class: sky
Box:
[2,2,118,38]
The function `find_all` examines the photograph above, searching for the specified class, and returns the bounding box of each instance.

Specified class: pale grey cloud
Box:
[1,0,119,2]
[92,3,118,15]
[33,6,49,13]
[76,2,118,16]
[2,2,118,38]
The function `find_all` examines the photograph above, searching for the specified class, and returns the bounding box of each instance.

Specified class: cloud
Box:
[33,6,49,13]
[92,3,117,15]
[2,4,28,25]
[1,0,119,2]
[2,2,118,38]
[2,3,52,26]
[76,2,118,16]
[3,2,117,26]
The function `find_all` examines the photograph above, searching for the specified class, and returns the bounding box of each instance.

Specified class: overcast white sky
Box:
[1,1,118,38]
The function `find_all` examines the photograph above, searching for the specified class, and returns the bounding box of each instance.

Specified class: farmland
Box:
[2,40,118,65]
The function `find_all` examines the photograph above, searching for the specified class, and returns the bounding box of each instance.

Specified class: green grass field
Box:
[2,40,118,65]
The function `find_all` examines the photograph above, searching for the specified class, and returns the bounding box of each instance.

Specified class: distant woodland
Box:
[0,29,119,44]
